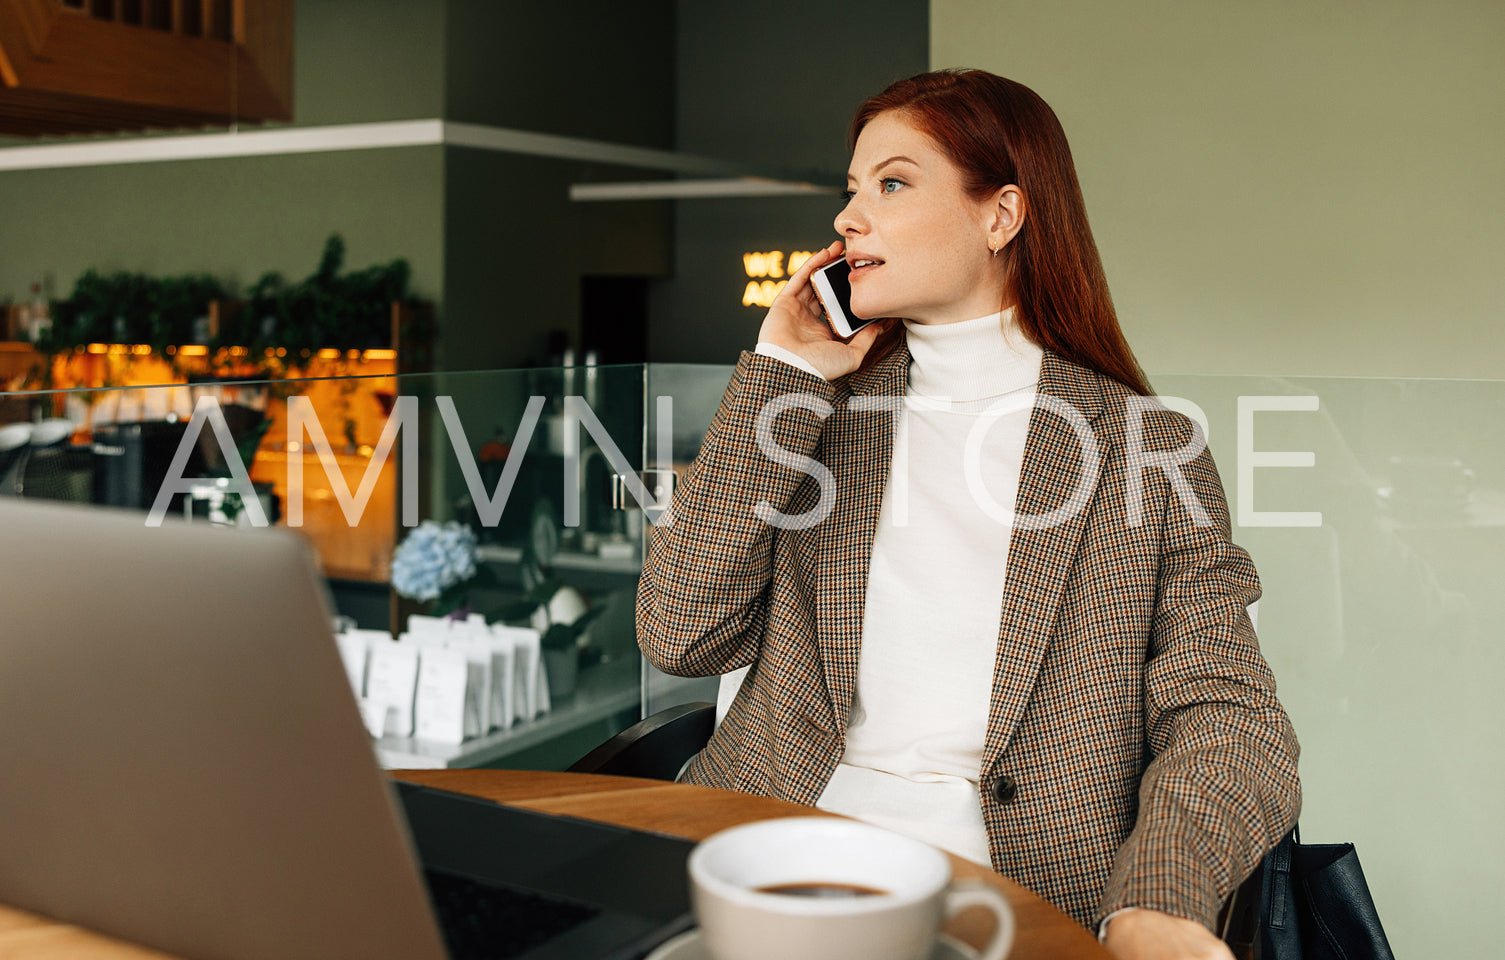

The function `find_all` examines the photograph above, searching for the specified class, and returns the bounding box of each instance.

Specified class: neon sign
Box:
[742,250,816,307]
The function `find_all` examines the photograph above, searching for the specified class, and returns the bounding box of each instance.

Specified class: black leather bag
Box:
[1259,827,1395,960]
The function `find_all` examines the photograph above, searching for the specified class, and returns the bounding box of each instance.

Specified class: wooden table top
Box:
[398,769,1109,960]
[0,768,1109,960]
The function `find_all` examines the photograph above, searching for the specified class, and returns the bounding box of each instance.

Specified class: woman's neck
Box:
[902,308,1041,402]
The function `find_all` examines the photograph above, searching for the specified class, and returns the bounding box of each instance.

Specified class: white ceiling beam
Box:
[0,120,444,172]
[0,119,838,187]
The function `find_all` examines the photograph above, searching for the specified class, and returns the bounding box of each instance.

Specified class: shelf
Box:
[374,656,641,769]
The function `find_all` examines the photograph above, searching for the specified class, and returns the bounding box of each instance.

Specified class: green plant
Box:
[36,234,417,362]
[47,269,226,352]
[242,234,412,354]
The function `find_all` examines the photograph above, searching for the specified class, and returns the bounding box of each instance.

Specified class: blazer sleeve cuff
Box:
[754,342,827,381]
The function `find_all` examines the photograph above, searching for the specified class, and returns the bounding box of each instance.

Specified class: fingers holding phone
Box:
[769,241,843,326]
[756,240,842,350]
[758,242,888,380]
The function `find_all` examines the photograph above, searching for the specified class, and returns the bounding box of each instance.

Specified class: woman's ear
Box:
[987,185,1027,251]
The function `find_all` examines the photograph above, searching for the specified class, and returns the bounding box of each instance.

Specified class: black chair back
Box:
[568,701,715,781]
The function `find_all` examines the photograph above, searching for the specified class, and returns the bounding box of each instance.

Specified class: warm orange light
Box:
[742,280,787,308]
[131,344,152,355]
[87,343,108,354]
[229,346,248,357]
[743,251,786,278]
[317,348,339,360]
[742,250,812,306]
[362,349,397,361]
[178,345,209,357]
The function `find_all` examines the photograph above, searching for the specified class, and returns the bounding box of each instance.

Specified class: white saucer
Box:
[644,928,979,960]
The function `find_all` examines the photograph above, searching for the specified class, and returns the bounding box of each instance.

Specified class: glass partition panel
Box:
[1152,372,1503,959]
[7,361,1495,953]
[641,362,737,715]
[413,362,651,770]
[0,363,654,772]
[643,362,1501,955]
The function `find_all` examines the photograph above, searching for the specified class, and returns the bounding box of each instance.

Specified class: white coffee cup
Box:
[688,817,1014,960]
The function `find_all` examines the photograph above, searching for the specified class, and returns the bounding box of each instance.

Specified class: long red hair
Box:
[850,69,1152,396]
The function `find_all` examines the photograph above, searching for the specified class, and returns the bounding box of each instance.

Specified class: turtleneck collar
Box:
[902,308,1043,403]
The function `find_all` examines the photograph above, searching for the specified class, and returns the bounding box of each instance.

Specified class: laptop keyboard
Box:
[424,868,602,960]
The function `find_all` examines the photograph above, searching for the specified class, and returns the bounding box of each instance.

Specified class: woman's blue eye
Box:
[839,179,904,206]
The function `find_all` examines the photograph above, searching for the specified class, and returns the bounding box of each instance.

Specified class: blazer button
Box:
[991,775,1019,805]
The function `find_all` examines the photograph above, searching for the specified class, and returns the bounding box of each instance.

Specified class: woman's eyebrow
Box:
[845,155,919,182]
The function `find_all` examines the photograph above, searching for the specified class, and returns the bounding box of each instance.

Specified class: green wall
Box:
[0,0,448,312]
[439,0,675,371]
[0,150,443,320]
[444,0,675,147]
[932,3,1504,955]
[297,0,445,124]
[442,149,671,372]
[932,0,1504,381]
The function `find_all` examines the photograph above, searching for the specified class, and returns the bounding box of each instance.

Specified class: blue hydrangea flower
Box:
[391,520,478,602]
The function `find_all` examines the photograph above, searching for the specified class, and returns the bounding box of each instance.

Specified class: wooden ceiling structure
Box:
[0,0,291,137]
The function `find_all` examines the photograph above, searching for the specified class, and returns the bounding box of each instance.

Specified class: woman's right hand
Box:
[757,240,890,380]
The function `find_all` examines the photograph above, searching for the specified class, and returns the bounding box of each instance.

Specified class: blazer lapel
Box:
[981,350,1109,773]
[814,341,910,729]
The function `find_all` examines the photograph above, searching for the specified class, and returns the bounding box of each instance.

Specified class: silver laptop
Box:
[0,498,692,960]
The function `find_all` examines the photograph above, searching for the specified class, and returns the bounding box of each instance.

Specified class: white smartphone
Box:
[810,259,881,339]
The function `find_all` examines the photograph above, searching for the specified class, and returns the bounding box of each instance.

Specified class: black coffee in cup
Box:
[753,882,887,898]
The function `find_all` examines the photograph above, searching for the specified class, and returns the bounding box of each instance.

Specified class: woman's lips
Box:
[849,258,884,279]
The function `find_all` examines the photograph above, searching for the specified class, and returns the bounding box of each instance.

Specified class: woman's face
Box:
[835,110,1012,325]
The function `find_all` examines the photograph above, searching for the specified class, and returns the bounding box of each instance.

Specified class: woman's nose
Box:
[834,195,865,236]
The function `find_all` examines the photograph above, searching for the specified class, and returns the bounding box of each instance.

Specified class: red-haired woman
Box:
[638,69,1299,960]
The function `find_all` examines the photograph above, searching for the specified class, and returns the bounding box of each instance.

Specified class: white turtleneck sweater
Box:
[755,310,1043,865]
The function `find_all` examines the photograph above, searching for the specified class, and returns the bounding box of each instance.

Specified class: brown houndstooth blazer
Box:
[636,341,1301,930]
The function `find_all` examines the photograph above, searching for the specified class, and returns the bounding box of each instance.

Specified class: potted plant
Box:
[391,520,482,617]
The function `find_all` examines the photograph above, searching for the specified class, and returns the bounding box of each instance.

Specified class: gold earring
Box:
[991,244,1000,258]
